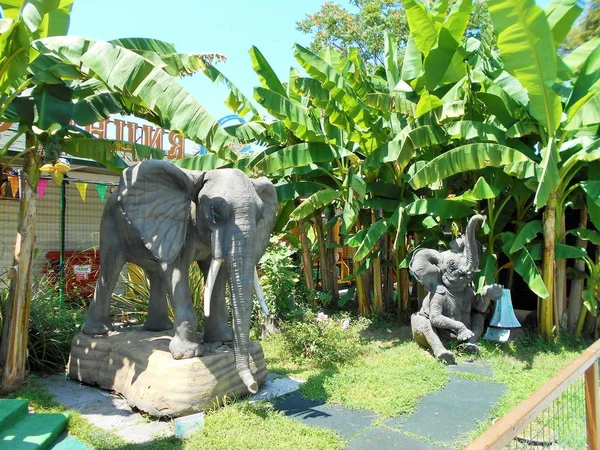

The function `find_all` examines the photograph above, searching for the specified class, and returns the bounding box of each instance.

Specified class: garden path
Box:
[273,360,506,449]
[41,360,505,449]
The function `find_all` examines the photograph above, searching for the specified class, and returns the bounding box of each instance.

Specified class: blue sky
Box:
[70,0,552,122]
[69,0,327,121]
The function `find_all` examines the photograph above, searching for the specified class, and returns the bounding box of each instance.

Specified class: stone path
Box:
[40,374,173,445]
[41,361,506,449]
[273,360,506,449]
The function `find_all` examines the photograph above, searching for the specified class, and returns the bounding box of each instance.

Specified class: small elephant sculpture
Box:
[410,215,503,364]
[81,160,277,393]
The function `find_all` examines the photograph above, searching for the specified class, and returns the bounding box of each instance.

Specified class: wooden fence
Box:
[466,339,600,449]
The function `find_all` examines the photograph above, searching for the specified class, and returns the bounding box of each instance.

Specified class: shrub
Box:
[27,280,86,373]
[256,235,333,322]
[111,263,205,328]
[280,312,370,367]
[257,235,302,320]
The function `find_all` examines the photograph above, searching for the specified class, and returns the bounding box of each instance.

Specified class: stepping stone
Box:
[273,391,378,440]
[0,411,68,449]
[447,360,494,378]
[249,373,302,402]
[386,376,505,445]
[346,427,449,449]
[0,399,28,429]
[39,375,173,444]
[50,434,90,449]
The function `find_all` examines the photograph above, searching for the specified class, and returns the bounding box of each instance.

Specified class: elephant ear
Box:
[251,177,278,262]
[409,248,443,294]
[118,160,202,264]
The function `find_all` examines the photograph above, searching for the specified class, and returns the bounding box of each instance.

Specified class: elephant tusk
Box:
[254,267,270,316]
[204,259,223,317]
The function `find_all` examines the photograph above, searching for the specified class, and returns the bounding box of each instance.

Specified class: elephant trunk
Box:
[228,232,258,394]
[463,215,484,272]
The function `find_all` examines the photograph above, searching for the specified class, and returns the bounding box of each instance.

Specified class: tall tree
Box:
[296,0,492,67]
[562,0,600,54]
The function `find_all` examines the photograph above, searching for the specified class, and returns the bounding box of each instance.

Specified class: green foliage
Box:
[111,263,205,328]
[562,0,600,54]
[0,278,86,374]
[257,236,302,319]
[296,0,491,67]
[280,312,370,367]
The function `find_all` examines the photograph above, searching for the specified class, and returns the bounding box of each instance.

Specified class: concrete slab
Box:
[273,391,378,440]
[39,374,173,444]
[447,360,494,378]
[346,427,449,450]
[386,376,505,445]
[249,373,302,402]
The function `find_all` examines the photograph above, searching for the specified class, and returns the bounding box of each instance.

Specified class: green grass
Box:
[5,377,345,450]
[4,328,589,449]
[263,326,450,417]
[454,333,587,447]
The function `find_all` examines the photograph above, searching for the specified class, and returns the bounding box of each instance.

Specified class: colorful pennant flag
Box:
[8,175,18,198]
[75,182,87,202]
[95,184,107,202]
[37,178,49,199]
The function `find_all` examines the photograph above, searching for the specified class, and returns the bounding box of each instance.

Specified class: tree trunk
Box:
[382,233,394,314]
[313,210,329,293]
[325,207,339,304]
[540,195,557,339]
[371,211,383,314]
[298,218,314,292]
[396,238,409,320]
[0,154,36,392]
[556,210,567,330]
[567,207,588,333]
[355,262,371,317]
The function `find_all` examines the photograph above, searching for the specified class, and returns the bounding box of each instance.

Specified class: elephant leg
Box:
[469,311,485,341]
[458,311,485,355]
[199,260,233,342]
[144,271,172,332]
[164,265,203,359]
[411,314,456,365]
[82,251,124,335]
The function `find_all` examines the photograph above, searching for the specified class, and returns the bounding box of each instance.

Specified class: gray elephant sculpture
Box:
[410,215,503,365]
[81,160,277,394]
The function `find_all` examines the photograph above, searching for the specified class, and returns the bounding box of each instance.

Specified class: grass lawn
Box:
[6,327,588,449]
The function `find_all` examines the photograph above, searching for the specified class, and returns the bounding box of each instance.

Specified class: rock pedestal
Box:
[68,329,267,417]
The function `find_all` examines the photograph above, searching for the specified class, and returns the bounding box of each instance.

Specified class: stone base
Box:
[67,329,267,417]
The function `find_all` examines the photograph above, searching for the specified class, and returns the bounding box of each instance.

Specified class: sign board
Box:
[73,264,92,281]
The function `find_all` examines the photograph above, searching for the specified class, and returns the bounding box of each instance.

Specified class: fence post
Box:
[59,180,66,306]
[585,361,599,450]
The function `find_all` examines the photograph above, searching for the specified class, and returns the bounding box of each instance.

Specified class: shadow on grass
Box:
[478,332,587,370]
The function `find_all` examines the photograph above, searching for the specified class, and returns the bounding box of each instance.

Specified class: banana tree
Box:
[0,0,232,392]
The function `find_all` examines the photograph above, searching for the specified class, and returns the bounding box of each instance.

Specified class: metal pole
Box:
[59,180,66,306]
[585,362,599,450]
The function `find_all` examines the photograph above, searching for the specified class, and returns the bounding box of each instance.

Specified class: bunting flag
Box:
[75,182,87,202]
[37,178,49,199]
[8,175,19,198]
[95,184,107,202]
